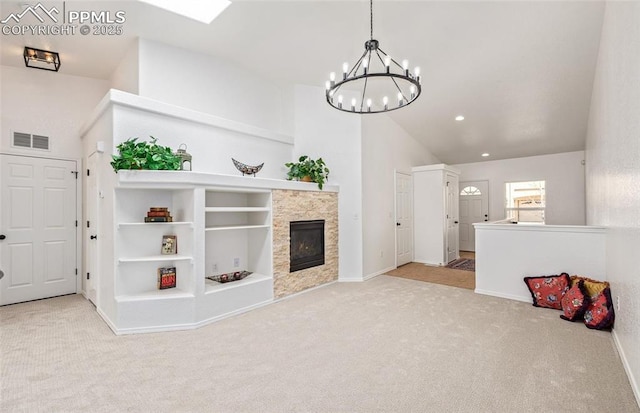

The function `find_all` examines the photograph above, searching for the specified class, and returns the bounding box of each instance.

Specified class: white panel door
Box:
[445,173,459,263]
[395,172,413,267]
[459,181,489,252]
[0,155,77,305]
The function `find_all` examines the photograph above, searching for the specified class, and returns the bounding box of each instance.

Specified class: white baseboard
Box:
[474,288,531,303]
[612,329,640,409]
[412,259,443,267]
[363,266,396,281]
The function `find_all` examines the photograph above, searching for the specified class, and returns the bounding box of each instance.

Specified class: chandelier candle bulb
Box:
[329,72,336,87]
[362,59,368,75]
[338,95,343,109]
[383,96,389,110]
[402,60,409,76]
[351,98,357,111]
[398,92,404,106]
[415,67,421,83]
[325,81,330,91]
[410,85,416,100]
[385,56,391,73]
[367,98,372,112]
[343,62,349,79]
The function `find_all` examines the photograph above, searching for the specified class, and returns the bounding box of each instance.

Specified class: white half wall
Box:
[137,39,293,138]
[585,1,640,404]
[294,85,363,281]
[475,223,606,303]
[361,115,440,278]
[0,65,109,159]
[452,151,586,225]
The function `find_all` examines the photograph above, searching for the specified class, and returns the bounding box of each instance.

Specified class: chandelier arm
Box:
[377,47,406,71]
[389,76,409,102]
[350,50,369,78]
[360,75,369,112]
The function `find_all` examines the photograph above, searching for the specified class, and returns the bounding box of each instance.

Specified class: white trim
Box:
[79,89,293,145]
[364,266,396,281]
[413,259,444,267]
[411,163,461,175]
[474,288,532,303]
[473,223,605,233]
[612,330,640,408]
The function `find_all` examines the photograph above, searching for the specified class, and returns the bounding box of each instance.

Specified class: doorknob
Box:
[90,235,97,240]
[454,221,459,224]
[396,223,401,226]
[0,234,5,240]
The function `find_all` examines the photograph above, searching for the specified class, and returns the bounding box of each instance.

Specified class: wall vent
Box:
[12,131,50,150]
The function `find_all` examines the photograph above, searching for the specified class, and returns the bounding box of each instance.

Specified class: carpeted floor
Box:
[1,276,638,413]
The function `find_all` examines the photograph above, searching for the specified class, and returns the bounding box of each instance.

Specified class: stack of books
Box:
[145,207,172,223]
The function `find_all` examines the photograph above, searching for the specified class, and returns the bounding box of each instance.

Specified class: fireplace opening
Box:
[290,220,325,272]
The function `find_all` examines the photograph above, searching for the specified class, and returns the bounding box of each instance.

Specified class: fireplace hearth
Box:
[290,220,325,272]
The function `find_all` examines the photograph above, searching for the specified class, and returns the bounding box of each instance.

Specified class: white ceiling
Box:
[0,0,605,164]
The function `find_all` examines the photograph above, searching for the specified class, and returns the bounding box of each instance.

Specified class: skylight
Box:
[138,0,230,24]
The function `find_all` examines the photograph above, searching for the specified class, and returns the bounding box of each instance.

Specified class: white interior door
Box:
[85,153,99,305]
[395,172,412,267]
[0,154,77,305]
[445,173,459,263]
[459,181,489,252]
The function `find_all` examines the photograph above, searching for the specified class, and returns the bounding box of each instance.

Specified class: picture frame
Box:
[161,235,177,255]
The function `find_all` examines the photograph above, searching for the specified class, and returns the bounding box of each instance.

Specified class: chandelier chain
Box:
[370,0,373,40]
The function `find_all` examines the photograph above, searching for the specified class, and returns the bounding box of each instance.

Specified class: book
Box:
[161,235,177,255]
[144,216,173,223]
[158,267,177,289]
[147,211,171,217]
[149,207,169,212]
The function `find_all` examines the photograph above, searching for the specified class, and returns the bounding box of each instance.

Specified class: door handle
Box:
[90,235,97,240]
[0,234,5,240]
[454,221,459,224]
[396,223,401,226]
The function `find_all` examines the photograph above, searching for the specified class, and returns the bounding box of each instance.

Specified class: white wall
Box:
[452,151,586,225]
[294,85,363,281]
[109,38,139,95]
[361,115,440,278]
[585,1,640,403]
[137,39,293,138]
[0,65,109,159]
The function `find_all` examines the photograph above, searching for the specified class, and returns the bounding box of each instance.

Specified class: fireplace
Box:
[290,220,325,272]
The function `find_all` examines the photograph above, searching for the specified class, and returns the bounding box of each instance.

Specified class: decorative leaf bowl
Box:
[232,158,264,176]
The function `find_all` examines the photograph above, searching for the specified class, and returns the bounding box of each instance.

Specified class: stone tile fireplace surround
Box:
[273,190,339,298]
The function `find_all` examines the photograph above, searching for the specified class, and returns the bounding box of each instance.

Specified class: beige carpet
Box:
[1,276,638,413]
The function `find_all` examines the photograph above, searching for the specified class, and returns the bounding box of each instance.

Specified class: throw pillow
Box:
[523,273,571,310]
[584,287,615,330]
[570,275,609,300]
[560,279,590,321]
[207,270,252,284]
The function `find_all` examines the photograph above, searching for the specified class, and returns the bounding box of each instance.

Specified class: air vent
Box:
[13,132,31,148]
[12,131,50,151]
[32,135,50,150]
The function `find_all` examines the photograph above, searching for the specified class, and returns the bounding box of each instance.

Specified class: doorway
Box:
[0,154,78,305]
[445,173,459,263]
[459,180,489,252]
[395,172,413,267]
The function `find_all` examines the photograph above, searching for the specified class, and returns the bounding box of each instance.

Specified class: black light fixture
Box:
[325,0,421,114]
[23,47,61,72]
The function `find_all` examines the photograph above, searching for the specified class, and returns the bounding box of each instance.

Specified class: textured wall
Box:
[585,1,640,403]
[272,190,339,298]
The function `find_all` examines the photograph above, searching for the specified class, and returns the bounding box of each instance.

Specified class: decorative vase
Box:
[301,176,313,182]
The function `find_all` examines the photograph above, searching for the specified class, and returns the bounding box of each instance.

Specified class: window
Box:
[505,181,545,223]
[460,186,482,196]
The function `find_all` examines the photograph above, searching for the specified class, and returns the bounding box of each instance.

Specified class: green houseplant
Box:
[110,137,181,172]
[284,155,330,190]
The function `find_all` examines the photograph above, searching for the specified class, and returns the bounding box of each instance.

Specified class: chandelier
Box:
[325,0,421,114]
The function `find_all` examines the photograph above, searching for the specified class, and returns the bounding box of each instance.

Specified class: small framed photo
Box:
[161,235,177,255]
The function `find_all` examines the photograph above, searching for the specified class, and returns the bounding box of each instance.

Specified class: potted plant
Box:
[284,155,330,190]
[110,136,181,172]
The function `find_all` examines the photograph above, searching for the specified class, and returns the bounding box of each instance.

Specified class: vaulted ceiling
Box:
[0,1,605,164]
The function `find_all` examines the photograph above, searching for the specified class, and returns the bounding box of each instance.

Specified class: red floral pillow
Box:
[584,287,615,330]
[524,273,570,309]
[560,280,590,321]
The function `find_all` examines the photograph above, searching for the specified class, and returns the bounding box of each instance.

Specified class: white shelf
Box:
[115,288,194,302]
[118,222,194,229]
[205,224,270,231]
[118,255,193,263]
[205,207,269,213]
[205,272,272,294]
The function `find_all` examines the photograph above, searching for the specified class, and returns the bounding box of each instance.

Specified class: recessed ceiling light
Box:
[481,153,490,157]
[455,115,465,121]
[138,0,230,24]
